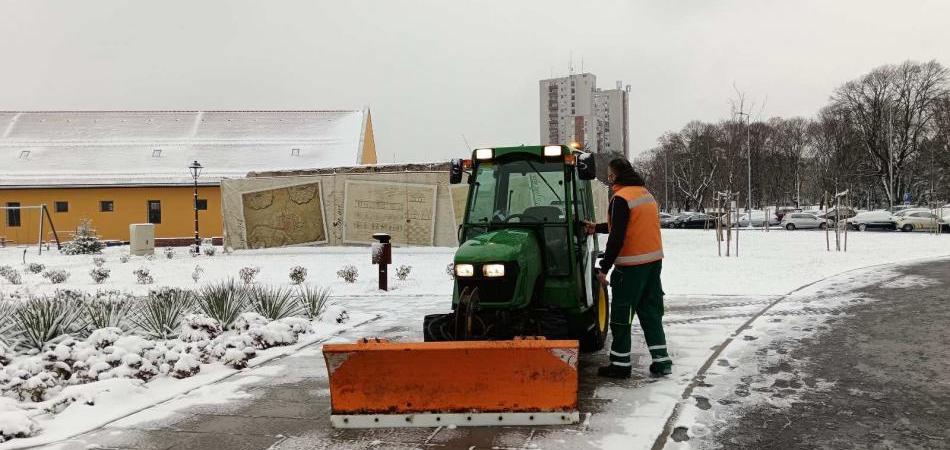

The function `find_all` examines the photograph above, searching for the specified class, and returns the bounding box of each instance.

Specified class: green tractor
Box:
[424,145,610,352]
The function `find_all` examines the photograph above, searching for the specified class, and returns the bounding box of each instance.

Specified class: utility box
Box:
[129,224,155,256]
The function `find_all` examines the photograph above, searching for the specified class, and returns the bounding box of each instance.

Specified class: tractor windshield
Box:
[467,159,567,225]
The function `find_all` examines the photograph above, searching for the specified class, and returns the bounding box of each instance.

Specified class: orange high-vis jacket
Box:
[607,185,664,266]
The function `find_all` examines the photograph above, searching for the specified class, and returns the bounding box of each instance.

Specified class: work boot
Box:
[649,362,673,377]
[597,364,632,379]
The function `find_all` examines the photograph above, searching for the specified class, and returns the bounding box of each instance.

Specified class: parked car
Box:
[892,207,930,218]
[736,210,780,227]
[659,212,676,228]
[674,213,718,229]
[848,210,896,231]
[896,211,942,232]
[781,212,825,230]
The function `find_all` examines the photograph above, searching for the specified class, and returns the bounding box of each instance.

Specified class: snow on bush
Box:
[92,256,106,268]
[238,266,260,285]
[295,285,331,320]
[0,398,38,442]
[130,288,194,339]
[203,246,217,257]
[81,290,134,331]
[289,265,307,284]
[2,268,22,285]
[446,262,456,279]
[61,219,105,255]
[119,254,130,264]
[163,247,175,259]
[247,286,301,320]
[26,263,45,274]
[395,265,411,281]
[196,279,248,329]
[133,267,153,285]
[191,265,204,283]
[42,269,70,284]
[89,267,111,284]
[6,294,85,351]
[336,265,358,283]
[335,310,350,324]
[180,314,222,342]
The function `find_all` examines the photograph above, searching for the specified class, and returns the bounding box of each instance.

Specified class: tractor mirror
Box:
[576,152,596,180]
[449,159,464,184]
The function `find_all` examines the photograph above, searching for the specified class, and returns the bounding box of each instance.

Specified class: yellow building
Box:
[0,110,377,245]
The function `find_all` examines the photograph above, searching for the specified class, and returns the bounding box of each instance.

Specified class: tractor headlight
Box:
[482,264,505,277]
[474,148,493,160]
[543,145,562,157]
[455,264,475,277]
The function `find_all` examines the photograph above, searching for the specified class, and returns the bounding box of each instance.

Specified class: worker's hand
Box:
[596,271,608,286]
[583,220,597,235]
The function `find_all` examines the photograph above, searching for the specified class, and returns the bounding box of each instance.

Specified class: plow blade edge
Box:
[323,339,579,428]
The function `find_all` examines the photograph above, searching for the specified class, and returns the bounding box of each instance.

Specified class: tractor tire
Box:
[580,278,610,353]
[786,223,796,231]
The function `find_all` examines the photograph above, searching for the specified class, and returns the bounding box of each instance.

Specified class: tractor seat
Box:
[523,206,563,223]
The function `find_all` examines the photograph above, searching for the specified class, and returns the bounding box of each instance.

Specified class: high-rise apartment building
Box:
[539,73,629,157]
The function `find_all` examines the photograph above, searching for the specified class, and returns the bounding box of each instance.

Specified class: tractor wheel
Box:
[580,279,609,352]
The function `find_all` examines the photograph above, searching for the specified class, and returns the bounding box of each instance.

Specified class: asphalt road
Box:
[712,259,950,449]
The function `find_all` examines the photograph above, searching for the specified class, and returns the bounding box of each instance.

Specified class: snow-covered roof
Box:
[0,110,374,188]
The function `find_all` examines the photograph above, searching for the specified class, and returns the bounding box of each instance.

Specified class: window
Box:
[6,203,20,227]
[55,201,68,213]
[18,150,30,159]
[195,199,208,210]
[147,200,161,224]
[100,201,114,212]
[290,148,301,156]
[151,149,162,158]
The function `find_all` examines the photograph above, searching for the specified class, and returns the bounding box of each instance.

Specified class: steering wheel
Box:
[503,213,541,223]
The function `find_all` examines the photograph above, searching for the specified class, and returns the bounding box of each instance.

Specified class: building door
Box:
[147,200,161,224]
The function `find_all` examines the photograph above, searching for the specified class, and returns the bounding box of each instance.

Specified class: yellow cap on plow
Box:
[322,338,580,428]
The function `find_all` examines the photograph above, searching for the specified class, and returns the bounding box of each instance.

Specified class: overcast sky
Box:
[2,0,948,163]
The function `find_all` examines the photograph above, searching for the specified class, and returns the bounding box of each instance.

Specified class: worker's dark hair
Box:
[608,158,645,186]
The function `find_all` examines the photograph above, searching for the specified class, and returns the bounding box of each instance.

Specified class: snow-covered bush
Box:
[26,263,45,274]
[144,253,155,261]
[395,265,411,281]
[336,265,358,283]
[92,257,106,268]
[163,247,175,259]
[238,266,260,285]
[295,285,331,320]
[180,314,222,342]
[61,219,105,255]
[335,310,350,324]
[119,254,130,264]
[288,266,307,284]
[133,267,153,285]
[2,269,22,285]
[203,246,217,257]
[42,270,70,284]
[0,265,14,279]
[81,290,134,331]
[247,286,301,320]
[191,265,204,284]
[196,279,248,329]
[89,267,111,284]
[131,288,194,339]
[0,398,38,441]
[246,320,298,349]
[446,262,456,279]
[172,353,200,379]
[7,295,84,350]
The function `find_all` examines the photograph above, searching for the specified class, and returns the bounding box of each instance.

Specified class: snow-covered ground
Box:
[1,229,949,448]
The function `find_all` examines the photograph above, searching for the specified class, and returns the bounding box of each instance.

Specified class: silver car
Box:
[781,212,826,230]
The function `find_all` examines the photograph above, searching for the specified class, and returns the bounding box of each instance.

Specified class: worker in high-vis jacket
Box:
[584,158,671,379]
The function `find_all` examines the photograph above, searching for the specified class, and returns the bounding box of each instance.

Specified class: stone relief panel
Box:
[241,182,328,248]
[343,180,437,245]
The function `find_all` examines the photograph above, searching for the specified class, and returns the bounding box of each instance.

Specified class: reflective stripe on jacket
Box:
[607,185,664,266]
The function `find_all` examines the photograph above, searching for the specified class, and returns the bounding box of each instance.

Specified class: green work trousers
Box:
[608,260,671,368]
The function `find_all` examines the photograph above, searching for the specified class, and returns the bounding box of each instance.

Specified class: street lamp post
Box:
[188,161,203,250]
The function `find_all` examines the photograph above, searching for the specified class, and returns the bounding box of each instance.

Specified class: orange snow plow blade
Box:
[322,338,579,428]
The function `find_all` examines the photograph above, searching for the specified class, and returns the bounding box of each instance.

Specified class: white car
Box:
[848,210,896,231]
[736,210,780,227]
[781,212,825,230]
[896,211,942,232]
